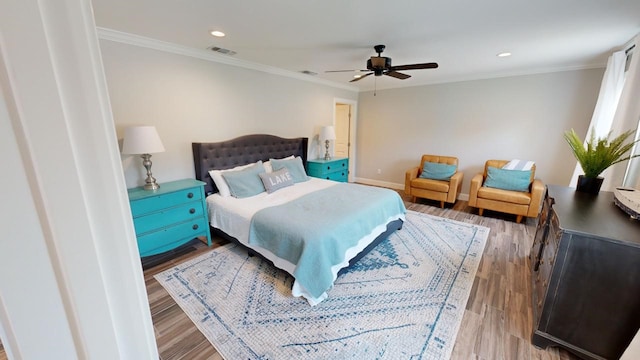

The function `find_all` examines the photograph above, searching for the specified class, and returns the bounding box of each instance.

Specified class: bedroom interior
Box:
[2,1,640,360]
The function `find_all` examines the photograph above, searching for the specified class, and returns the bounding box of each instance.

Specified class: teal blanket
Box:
[248,183,406,300]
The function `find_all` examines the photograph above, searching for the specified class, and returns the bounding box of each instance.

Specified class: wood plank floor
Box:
[0,193,580,360]
[142,192,579,360]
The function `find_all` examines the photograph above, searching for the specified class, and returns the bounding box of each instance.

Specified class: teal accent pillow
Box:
[484,166,532,192]
[419,162,457,181]
[270,156,309,183]
[259,168,294,193]
[221,161,266,198]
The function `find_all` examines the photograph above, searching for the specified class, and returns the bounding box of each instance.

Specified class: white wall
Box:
[355,69,604,194]
[100,37,604,195]
[99,40,358,188]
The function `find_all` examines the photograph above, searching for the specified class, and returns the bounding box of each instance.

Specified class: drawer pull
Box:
[325,176,330,180]
[326,166,331,170]
[189,208,196,214]
[192,224,199,230]
[187,192,194,199]
[342,163,346,167]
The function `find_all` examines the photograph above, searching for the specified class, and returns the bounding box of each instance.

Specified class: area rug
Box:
[155,210,489,359]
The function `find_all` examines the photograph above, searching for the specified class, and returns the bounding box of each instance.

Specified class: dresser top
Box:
[128,179,205,200]
[548,184,640,246]
[307,157,348,164]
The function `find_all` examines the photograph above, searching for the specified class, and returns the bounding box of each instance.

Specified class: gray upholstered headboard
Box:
[192,134,309,195]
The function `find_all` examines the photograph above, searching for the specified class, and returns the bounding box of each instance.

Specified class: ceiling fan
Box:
[327,44,438,82]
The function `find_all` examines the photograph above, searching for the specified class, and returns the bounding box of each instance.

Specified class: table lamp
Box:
[122,125,165,190]
[320,126,336,160]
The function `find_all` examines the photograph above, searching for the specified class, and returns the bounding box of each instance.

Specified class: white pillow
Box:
[208,162,256,197]
[264,155,295,173]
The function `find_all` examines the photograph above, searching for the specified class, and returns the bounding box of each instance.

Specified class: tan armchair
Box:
[468,160,545,223]
[405,155,463,208]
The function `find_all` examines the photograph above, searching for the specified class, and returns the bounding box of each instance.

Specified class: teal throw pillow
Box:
[484,166,532,192]
[419,161,457,181]
[221,161,266,198]
[270,156,309,183]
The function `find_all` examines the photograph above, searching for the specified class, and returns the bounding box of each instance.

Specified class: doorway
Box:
[333,98,357,182]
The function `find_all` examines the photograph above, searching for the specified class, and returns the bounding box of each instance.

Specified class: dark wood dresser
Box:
[530,185,640,360]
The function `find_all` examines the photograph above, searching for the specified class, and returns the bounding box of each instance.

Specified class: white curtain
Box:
[568,50,626,186]
[604,34,640,191]
[609,35,640,360]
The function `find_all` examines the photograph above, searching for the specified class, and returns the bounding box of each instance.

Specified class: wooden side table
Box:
[128,179,211,257]
[307,157,349,182]
[530,185,640,359]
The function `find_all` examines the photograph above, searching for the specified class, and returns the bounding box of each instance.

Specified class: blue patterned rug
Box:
[155,210,489,359]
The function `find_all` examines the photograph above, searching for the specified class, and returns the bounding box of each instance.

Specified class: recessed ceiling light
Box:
[210,30,225,37]
[354,75,362,79]
[497,52,512,57]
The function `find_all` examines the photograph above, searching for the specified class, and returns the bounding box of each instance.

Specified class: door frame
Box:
[333,98,357,182]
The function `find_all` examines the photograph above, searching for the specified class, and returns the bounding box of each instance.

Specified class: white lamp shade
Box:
[320,126,336,141]
[121,126,165,154]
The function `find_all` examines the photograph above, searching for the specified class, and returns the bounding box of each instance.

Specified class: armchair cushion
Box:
[477,186,532,205]
[411,178,450,193]
[419,162,457,181]
[484,167,532,192]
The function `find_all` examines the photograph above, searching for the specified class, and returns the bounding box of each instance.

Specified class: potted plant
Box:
[564,128,640,194]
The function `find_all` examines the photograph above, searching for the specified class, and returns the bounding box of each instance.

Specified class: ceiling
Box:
[91,0,640,92]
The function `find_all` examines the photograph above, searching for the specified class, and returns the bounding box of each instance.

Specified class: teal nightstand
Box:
[127,179,211,257]
[307,157,349,182]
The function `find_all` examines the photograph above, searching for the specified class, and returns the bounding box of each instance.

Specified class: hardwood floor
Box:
[142,193,579,360]
[0,194,580,360]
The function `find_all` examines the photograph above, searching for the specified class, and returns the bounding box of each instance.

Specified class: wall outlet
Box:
[377,169,382,174]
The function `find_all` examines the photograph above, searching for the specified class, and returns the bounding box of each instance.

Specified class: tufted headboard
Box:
[192,134,309,195]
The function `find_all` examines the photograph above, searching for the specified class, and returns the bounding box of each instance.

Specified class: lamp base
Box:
[324,140,331,160]
[141,153,160,191]
[144,182,160,191]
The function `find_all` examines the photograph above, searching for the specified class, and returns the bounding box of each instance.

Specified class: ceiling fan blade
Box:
[390,62,439,71]
[325,69,369,73]
[349,72,373,82]
[385,71,411,80]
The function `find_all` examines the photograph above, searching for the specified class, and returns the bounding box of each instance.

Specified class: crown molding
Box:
[96,27,359,93]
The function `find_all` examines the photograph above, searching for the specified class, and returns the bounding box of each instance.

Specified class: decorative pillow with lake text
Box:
[259,168,294,193]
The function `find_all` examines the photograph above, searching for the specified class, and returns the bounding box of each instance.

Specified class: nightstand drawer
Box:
[137,217,209,256]
[130,187,202,217]
[324,170,348,182]
[133,201,205,235]
[307,158,348,175]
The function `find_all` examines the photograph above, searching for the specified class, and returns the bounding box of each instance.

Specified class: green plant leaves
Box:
[564,128,640,178]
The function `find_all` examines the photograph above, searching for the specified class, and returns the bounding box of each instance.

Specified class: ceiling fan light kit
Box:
[328,44,438,83]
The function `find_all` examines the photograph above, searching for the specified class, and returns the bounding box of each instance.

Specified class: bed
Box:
[192,134,405,305]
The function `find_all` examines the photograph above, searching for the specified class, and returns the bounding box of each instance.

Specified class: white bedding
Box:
[206,178,404,305]
[207,177,336,245]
